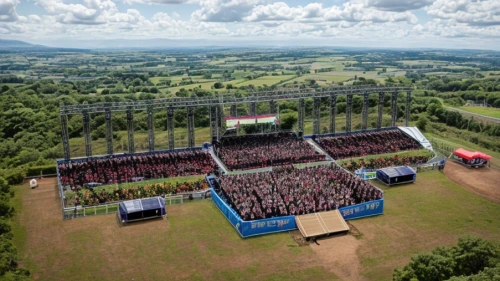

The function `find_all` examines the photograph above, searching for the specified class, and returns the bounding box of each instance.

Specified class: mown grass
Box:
[356,170,500,280]
[11,168,500,281]
[12,180,337,281]
[457,106,500,118]
[424,132,500,166]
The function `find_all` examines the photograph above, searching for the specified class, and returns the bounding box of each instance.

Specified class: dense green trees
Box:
[0,177,29,280]
[394,236,500,281]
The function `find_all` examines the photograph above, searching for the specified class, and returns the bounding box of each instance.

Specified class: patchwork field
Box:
[12,167,500,281]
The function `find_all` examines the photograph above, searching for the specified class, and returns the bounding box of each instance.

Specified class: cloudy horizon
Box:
[1,0,499,50]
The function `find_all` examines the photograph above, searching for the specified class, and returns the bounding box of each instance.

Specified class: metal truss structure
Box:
[59,86,412,159]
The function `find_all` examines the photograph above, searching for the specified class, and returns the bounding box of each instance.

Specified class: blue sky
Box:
[1,0,499,49]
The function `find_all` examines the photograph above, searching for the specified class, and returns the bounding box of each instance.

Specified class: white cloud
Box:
[192,0,264,22]
[366,0,434,12]
[323,2,418,24]
[0,0,21,22]
[427,0,500,26]
[0,0,499,49]
[122,0,195,5]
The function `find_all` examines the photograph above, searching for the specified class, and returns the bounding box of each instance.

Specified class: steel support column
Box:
[362,92,369,130]
[60,114,70,160]
[82,111,92,157]
[209,106,217,142]
[217,105,224,140]
[298,98,304,136]
[329,94,337,134]
[187,107,195,148]
[167,107,174,150]
[249,102,256,115]
[269,100,277,114]
[405,91,411,127]
[127,110,134,153]
[230,104,237,117]
[105,109,113,155]
[346,95,353,132]
[391,91,399,127]
[377,92,384,129]
[313,97,321,135]
[147,106,154,152]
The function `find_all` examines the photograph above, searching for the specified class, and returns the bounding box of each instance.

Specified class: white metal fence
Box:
[63,195,184,220]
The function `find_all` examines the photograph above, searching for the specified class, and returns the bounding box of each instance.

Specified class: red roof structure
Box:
[453,148,492,161]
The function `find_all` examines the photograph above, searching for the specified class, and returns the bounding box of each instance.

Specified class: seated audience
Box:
[214,132,325,171]
[316,130,422,160]
[342,155,431,172]
[212,164,383,221]
[58,150,218,189]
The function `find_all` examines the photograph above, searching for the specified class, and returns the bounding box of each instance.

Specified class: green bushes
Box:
[394,236,500,281]
[26,165,57,177]
[0,177,30,280]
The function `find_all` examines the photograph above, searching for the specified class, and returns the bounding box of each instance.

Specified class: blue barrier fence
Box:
[207,175,383,238]
[338,199,384,220]
[208,176,297,238]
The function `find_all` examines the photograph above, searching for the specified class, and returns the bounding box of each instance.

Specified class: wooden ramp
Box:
[295,210,350,238]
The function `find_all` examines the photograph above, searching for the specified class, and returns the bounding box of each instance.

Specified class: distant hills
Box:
[0,39,46,48]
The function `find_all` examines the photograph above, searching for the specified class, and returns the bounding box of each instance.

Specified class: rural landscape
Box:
[1,0,500,280]
[0,43,499,281]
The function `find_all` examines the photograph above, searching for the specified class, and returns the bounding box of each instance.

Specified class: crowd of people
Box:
[342,154,432,172]
[214,132,325,171]
[316,130,422,160]
[70,179,209,207]
[212,164,383,221]
[58,150,218,189]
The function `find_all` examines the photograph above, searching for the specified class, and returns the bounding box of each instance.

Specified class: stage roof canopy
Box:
[378,166,416,178]
[453,148,492,161]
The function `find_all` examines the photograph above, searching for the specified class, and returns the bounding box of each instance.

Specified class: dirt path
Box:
[309,234,365,281]
[444,160,500,204]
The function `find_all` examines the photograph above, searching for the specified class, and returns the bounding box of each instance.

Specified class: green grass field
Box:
[236,75,295,87]
[424,132,500,166]
[457,106,500,118]
[11,169,500,281]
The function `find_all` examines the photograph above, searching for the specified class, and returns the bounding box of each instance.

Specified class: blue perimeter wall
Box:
[207,176,384,238]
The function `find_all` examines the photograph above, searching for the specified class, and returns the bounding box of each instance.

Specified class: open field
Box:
[424,132,500,167]
[457,106,500,118]
[235,75,295,87]
[12,167,500,281]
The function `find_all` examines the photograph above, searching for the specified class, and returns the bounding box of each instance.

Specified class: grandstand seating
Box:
[316,129,422,160]
[214,132,325,171]
[58,150,218,189]
[212,164,383,221]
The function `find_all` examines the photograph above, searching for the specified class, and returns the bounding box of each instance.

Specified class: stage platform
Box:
[295,210,350,238]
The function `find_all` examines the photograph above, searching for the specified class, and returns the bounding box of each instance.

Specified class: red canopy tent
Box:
[453,148,491,161]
